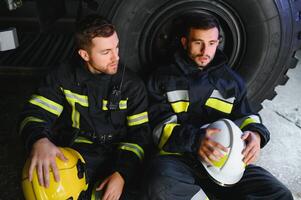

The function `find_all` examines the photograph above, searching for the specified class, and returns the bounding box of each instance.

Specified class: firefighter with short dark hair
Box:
[144,13,293,200]
[19,15,151,200]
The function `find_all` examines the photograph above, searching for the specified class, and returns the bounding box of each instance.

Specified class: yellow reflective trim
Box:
[240,118,257,129]
[159,149,182,156]
[170,101,189,113]
[29,95,63,116]
[74,136,93,144]
[102,99,127,110]
[19,116,45,135]
[205,98,233,114]
[62,88,89,128]
[119,100,127,110]
[210,89,235,103]
[158,123,179,149]
[119,143,144,160]
[102,99,108,110]
[63,89,88,106]
[91,190,96,200]
[91,180,102,200]
[127,112,149,126]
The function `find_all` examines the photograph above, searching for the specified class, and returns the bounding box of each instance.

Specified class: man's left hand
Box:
[241,131,261,165]
[96,172,125,200]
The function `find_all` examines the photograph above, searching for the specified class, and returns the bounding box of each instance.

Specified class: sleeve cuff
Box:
[25,128,50,151]
[242,123,270,148]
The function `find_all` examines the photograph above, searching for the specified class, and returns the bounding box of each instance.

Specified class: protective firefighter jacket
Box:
[19,58,151,183]
[148,50,270,154]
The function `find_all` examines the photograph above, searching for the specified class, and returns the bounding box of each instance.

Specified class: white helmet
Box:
[201,119,246,186]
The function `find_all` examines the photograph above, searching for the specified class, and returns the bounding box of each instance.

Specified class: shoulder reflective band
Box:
[167,90,189,102]
[102,99,127,110]
[237,115,261,129]
[127,111,148,126]
[167,90,189,113]
[191,189,209,200]
[118,143,144,161]
[19,116,45,135]
[62,89,89,128]
[63,89,89,106]
[29,95,63,116]
[74,136,93,144]
[158,123,179,149]
[205,90,235,114]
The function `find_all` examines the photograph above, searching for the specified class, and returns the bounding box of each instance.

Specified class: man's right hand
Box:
[198,128,228,165]
[28,138,67,188]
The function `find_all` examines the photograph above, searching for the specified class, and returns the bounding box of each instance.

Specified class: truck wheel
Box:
[107,0,301,110]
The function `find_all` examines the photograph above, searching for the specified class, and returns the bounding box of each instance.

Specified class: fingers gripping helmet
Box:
[22,147,88,200]
[201,119,246,186]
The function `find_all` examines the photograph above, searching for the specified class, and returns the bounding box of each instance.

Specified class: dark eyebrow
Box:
[191,38,204,42]
[191,38,219,42]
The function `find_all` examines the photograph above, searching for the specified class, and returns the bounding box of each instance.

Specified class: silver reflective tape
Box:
[191,189,208,200]
[0,27,19,51]
[153,115,178,145]
[119,102,127,109]
[31,97,62,113]
[167,90,189,102]
[65,93,88,105]
[127,113,148,124]
[210,90,235,103]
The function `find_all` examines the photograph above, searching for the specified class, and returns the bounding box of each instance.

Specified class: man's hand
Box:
[241,131,261,165]
[198,128,228,165]
[96,172,125,200]
[28,138,67,188]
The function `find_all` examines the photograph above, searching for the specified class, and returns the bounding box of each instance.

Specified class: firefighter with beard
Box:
[20,15,151,200]
[144,13,292,200]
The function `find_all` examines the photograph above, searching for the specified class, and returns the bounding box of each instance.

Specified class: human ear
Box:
[181,37,187,49]
[218,35,223,44]
[78,49,90,61]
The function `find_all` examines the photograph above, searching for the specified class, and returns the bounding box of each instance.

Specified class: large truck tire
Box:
[104,0,301,110]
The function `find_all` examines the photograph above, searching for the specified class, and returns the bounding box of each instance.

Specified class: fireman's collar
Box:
[75,60,113,83]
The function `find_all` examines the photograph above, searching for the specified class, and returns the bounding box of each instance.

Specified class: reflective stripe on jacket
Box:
[19,58,151,182]
[148,50,270,154]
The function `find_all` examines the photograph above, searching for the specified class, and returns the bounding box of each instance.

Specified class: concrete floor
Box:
[258,51,301,200]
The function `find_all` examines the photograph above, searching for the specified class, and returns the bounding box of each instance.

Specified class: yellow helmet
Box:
[21,147,88,200]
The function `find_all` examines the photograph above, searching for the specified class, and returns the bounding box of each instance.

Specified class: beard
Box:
[189,53,212,67]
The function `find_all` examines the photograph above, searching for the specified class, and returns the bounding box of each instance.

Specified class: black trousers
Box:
[143,155,293,200]
[71,143,139,200]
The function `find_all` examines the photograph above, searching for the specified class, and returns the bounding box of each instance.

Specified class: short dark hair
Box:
[75,15,116,50]
[182,13,220,38]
